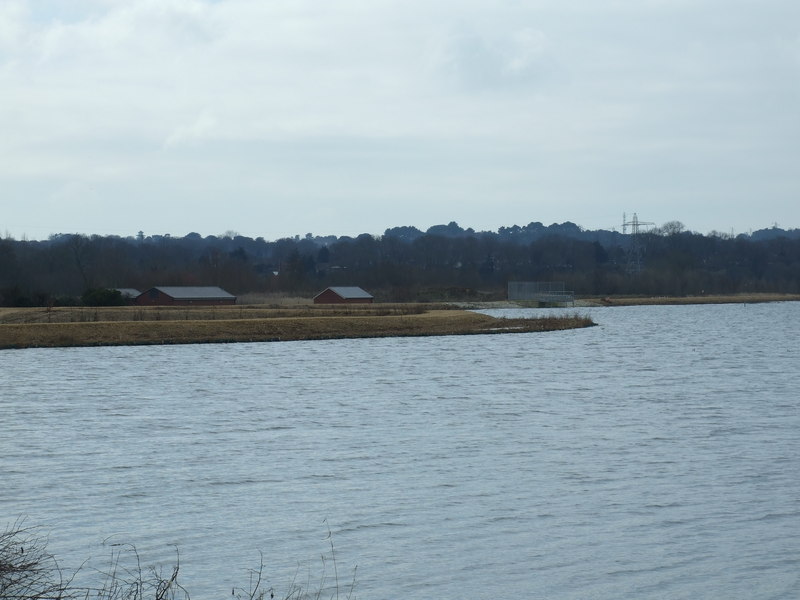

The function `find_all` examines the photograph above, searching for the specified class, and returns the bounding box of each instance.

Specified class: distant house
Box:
[135,286,236,306]
[313,286,374,304]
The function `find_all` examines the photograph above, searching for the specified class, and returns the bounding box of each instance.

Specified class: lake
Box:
[1,302,799,599]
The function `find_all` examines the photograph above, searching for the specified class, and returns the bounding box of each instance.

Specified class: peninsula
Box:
[0,304,594,350]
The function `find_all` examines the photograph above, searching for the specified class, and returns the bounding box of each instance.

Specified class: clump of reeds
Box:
[1,517,77,599]
[1,520,356,600]
[492,311,595,332]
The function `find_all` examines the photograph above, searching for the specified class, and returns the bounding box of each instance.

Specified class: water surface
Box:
[2,303,799,599]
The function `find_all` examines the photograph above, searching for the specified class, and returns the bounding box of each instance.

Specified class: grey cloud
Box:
[439,26,554,90]
[1,0,798,239]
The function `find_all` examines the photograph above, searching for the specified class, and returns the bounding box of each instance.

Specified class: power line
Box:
[622,212,654,274]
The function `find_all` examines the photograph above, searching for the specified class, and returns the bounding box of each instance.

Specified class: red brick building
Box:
[313,286,374,304]
[135,286,236,306]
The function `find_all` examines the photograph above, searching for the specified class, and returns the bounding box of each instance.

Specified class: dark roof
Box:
[151,286,236,300]
[315,286,373,300]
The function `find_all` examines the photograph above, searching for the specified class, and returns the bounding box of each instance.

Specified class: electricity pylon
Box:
[622,212,654,274]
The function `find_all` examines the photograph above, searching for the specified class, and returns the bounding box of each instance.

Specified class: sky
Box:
[2,0,799,241]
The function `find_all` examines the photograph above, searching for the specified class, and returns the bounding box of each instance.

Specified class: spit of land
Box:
[3,294,797,350]
[0,304,593,349]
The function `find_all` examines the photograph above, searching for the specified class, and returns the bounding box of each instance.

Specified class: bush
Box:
[0,518,74,599]
[82,288,126,306]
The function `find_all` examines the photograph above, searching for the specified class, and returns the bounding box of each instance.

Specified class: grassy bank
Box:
[4,292,796,349]
[0,305,595,349]
[0,303,432,325]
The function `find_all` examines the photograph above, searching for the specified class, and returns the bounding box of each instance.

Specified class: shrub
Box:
[82,288,126,306]
[0,518,74,599]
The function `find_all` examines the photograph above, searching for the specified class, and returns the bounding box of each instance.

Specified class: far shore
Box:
[578,292,800,307]
[456,292,800,309]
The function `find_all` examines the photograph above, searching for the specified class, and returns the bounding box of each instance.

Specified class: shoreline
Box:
[454,292,800,309]
[0,309,594,350]
[2,293,797,350]
[576,293,800,307]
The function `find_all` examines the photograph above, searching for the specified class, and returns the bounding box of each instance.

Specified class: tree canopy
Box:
[1,222,799,305]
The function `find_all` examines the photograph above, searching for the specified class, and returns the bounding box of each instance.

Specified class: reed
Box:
[1,520,355,600]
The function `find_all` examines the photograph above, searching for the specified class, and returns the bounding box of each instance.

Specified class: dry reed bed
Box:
[0,303,434,325]
[0,309,595,349]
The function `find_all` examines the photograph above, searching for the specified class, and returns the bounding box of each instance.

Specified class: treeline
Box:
[1,221,799,305]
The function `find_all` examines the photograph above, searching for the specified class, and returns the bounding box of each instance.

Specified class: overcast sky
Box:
[2,0,798,240]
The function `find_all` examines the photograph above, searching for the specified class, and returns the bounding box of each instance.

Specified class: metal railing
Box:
[507,282,575,306]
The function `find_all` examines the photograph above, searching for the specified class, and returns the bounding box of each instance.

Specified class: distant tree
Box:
[1,221,798,301]
[659,221,685,236]
[0,240,17,288]
[426,221,466,237]
[82,288,125,306]
[383,225,424,242]
[68,234,91,289]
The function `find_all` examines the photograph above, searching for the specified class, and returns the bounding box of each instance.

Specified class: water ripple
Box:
[2,303,799,599]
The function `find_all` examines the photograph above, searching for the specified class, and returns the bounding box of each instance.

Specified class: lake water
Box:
[1,303,799,599]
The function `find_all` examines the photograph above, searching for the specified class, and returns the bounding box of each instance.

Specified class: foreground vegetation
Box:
[1,519,354,600]
[0,304,595,349]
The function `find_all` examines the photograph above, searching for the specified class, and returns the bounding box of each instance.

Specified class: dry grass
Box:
[235,292,314,306]
[0,306,595,349]
[0,303,434,325]
[3,292,796,349]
